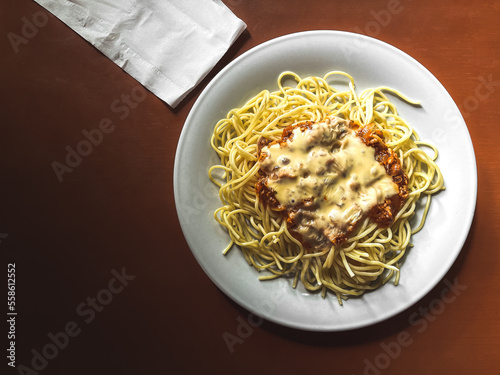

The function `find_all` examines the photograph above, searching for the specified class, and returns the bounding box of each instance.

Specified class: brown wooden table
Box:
[1,1,499,374]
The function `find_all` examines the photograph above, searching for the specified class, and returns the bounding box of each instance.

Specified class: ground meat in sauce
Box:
[256,116,408,250]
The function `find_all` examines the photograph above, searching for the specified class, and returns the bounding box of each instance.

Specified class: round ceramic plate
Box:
[173,31,477,331]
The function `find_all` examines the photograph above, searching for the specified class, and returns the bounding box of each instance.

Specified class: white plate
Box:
[173,31,477,331]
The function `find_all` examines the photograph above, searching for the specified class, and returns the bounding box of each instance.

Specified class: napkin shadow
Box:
[169,29,251,113]
[222,214,475,347]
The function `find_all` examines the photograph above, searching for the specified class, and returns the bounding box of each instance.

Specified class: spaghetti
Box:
[209,71,444,304]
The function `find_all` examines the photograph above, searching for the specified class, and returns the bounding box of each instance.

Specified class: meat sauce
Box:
[256,115,408,249]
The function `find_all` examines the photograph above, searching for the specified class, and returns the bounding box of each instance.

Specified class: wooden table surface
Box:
[2,1,499,374]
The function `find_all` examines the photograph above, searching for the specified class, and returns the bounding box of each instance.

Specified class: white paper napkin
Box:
[33,0,247,107]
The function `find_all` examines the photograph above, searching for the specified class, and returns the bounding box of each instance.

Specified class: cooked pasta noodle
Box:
[209,71,444,304]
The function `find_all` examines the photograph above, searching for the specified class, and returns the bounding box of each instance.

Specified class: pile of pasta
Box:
[209,71,444,304]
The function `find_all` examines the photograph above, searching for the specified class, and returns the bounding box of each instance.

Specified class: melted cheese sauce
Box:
[259,116,398,248]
